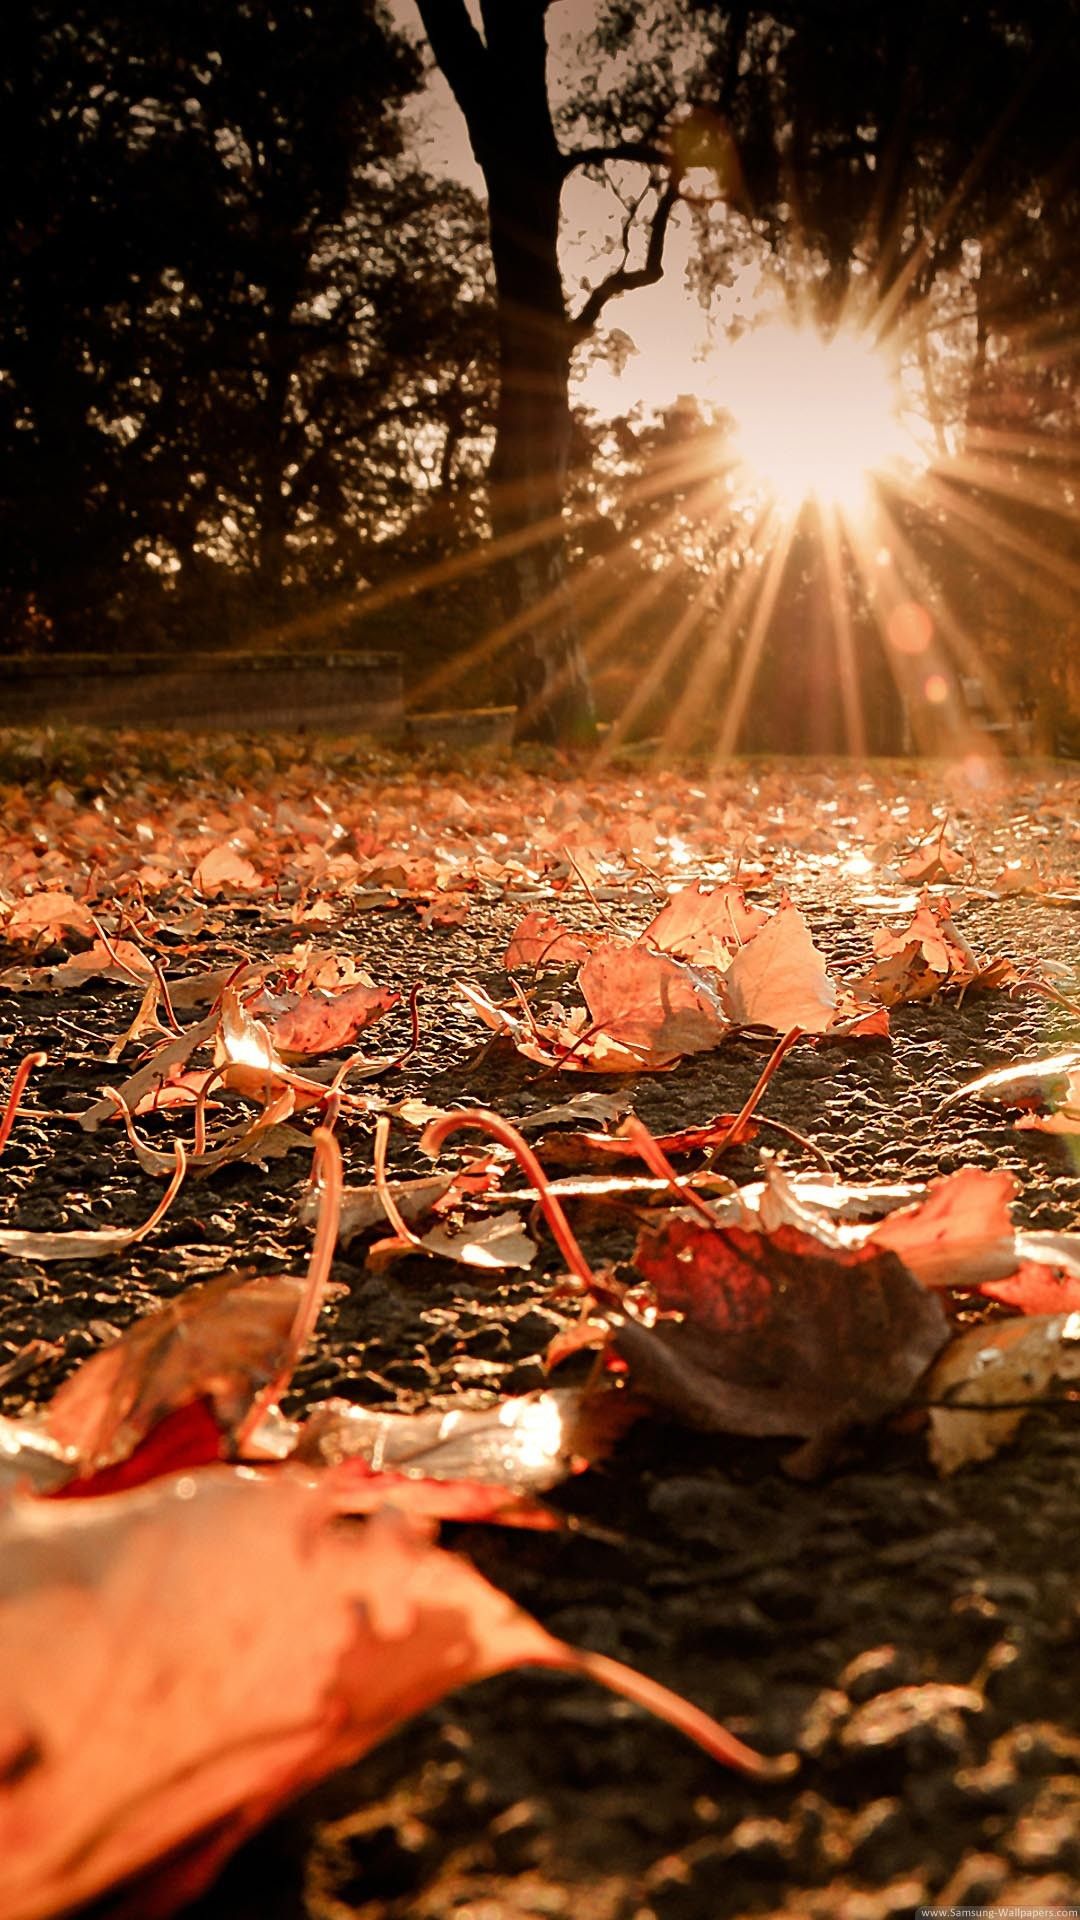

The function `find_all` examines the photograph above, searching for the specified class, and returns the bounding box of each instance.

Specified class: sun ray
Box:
[819,506,867,758]
[596,572,720,762]
[710,515,797,764]
[654,503,780,757]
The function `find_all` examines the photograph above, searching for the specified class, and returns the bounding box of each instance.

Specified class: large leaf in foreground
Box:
[621,1218,950,1446]
[0,1469,788,1920]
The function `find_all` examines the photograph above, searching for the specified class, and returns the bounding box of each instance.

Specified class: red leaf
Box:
[622,1217,950,1445]
[978,1264,1080,1316]
[50,1400,225,1499]
[44,1273,304,1474]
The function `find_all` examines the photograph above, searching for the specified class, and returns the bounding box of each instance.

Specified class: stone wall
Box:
[0,652,403,734]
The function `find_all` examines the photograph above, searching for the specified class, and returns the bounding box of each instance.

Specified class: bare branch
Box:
[560,139,667,178]
[570,177,681,339]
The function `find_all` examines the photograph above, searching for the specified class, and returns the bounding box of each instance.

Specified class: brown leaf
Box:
[722,901,836,1033]
[43,1272,304,1473]
[504,911,593,970]
[191,845,263,894]
[578,943,729,1061]
[926,1311,1080,1472]
[645,881,768,969]
[618,1217,950,1446]
[267,981,399,1059]
[940,1048,1080,1114]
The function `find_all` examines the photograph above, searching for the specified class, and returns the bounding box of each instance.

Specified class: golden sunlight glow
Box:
[727,322,908,516]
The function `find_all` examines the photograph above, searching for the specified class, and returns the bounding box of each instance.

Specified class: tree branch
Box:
[413,0,490,137]
[570,177,681,339]
[560,138,667,178]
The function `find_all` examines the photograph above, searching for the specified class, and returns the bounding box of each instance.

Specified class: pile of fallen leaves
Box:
[2,730,1080,1919]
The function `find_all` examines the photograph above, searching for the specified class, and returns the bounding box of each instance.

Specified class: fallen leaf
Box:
[0,1472,786,1919]
[900,837,964,884]
[417,892,470,929]
[191,845,263,894]
[1014,1073,1080,1134]
[938,1049,1080,1113]
[578,943,729,1061]
[926,1311,1080,1472]
[291,1385,630,1522]
[533,1112,757,1170]
[513,1092,629,1133]
[1,890,97,946]
[0,1150,185,1264]
[42,1273,305,1475]
[77,1013,219,1132]
[867,1168,1020,1289]
[458,979,671,1074]
[645,882,768,970]
[859,892,1015,1007]
[310,1172,455,1246]
[417,1211,537,1271]
[978,1264,1080,1316]
[990,860,1044,895]
[722,901,836,1033]
[265,981,399,1059]
[0,940,155,993]
[504,911,594,970]
[618,1217,950,1450]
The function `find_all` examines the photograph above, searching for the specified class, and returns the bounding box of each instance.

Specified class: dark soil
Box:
[2,755,1080,1920]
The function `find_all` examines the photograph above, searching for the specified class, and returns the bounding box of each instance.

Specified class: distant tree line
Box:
[3,2,1079,747]
[1,0,497,663]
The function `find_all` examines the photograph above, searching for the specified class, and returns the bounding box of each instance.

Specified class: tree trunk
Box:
[484,166,595,743]
[415,0,596,744]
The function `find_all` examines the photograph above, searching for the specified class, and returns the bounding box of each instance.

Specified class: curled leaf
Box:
[0,1147,186,1265]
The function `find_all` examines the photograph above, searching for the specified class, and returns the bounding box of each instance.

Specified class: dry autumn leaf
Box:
[0,1148,185,1264]
[504,910,593,971]
[291,1385,630,1523]
[0,1472,786,1920]
[926,1311,1080,1472]
[264,980,400,1059]
[939,1048,1080,1114]
[578,942,730,1060]
[722,900,836,1033]
[645,881,768,970]
[618,1216,950,1454]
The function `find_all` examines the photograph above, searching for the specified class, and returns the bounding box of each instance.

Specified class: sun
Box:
[726,320,908,517]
